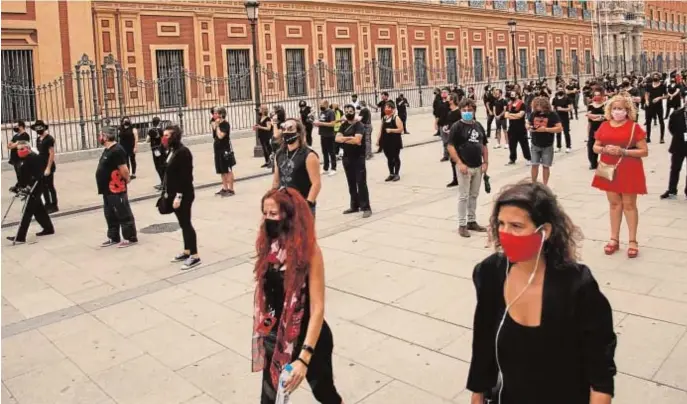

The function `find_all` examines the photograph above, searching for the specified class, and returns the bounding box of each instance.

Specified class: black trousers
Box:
[399,113,408,133]
[305,125,313,146]
[102,192,137,242]
[383,144,401,175]
[569,98,578,119]
[13,163,20,182]
[260,322,341,404]
[486,114,495,138]
[173,194,198,255]
[343,155,370,211]
[42,172,58,208]
[588,127,600,169]
[508,130,531,163]
[320,136,337,171]
[668,151,687,195]
[15,193,54,242]
[259,135,272,164]
[665,102,680,119]
[556,118,571,149]
[124,149,137,175]
[151,148,166,182]
[645,104,665,142]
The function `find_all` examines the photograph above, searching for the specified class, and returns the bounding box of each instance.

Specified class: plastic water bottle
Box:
[275,363,293,404]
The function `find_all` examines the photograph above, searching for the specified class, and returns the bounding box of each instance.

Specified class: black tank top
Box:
[258,116,272,140]
[276,147,316,199]
[119,126,135,150]
[381,114,403,149]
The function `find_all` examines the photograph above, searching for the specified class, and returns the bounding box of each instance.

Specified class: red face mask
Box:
[99,135,106,145]
[499,228,544,263]
[384,107,393,115]
[161,136,170,148]
[593,95,603,103]
[17,148,30,158]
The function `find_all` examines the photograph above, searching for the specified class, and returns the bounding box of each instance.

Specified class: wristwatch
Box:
[307,200,316,208]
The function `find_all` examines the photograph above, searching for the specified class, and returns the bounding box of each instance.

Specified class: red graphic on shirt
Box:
[532,115,549,129]
[109,171,126,193]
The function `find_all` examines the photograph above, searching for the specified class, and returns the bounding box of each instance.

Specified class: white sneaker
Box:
[321,168,328,175]
[328,169,338,176]
[565,148,572,153]
[493,144,501,149]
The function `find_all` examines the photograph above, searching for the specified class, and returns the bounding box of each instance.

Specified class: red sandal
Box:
[627,240,639,259]
[604,238,620,255]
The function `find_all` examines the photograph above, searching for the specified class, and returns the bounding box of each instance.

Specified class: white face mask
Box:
[611,108,628,121]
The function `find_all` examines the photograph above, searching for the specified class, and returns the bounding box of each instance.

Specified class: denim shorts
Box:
[530,145,554,167]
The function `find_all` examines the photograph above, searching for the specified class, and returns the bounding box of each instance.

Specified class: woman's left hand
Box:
[283,360,307,393]
[173,197,181,210]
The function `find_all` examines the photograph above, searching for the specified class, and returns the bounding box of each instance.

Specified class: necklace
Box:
[286,147,300,161]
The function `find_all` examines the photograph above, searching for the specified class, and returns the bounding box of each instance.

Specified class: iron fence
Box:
[1,52,631,160]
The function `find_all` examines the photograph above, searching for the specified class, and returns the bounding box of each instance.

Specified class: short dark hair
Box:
[384,100,396,109]
[164,124,183,147]
[343,103,356,111]
[449,93,460,106]
[381,91,389,97]
[458,98,476,110]
[152,116,161,126]
[15,120,25,129]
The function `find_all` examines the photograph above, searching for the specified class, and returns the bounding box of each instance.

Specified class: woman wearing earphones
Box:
[467,182,617,404]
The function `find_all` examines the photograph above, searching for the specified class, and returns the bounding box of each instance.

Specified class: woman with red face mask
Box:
[586,88,607,170]
[467,182,617,404]
[377,100,404,181]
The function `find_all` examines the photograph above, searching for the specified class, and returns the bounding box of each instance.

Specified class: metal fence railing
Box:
[4,52,679,159]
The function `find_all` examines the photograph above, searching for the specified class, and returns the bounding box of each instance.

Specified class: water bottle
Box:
[275,363,293,404]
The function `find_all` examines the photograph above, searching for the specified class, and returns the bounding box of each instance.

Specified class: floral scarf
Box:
[252,241,309,387]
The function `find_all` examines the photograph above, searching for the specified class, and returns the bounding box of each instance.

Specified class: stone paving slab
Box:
[2,108,687,403]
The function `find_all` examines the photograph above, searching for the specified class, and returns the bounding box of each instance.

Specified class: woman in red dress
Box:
[592,95,649,258]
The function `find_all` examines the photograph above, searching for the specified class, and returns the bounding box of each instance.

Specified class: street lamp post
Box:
[245,0,263,158]
[682,36,687,69]
[620,32,627,75]
[508,20,518,84]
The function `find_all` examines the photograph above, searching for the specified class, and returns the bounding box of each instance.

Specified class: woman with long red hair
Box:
[252,187,342,404]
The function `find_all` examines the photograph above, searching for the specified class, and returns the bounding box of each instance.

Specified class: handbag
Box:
[156,153,174,215]
[595,122,636,181]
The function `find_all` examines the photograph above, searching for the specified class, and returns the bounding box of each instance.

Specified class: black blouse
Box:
[164,145,194,198]
[467,253,617,404]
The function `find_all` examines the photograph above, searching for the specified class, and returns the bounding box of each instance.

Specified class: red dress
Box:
[591,120,647,194]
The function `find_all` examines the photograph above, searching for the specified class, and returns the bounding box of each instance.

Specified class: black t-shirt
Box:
[377,100,389,119]
[119,126,136,150]
[582,85,592,98]
[359,107,372,125]
[299,106,313,128]
[483,93,495,113]
[434,100,450,126]
[551,96,572,120]
[565,84,577,101]
[396,97,408,115]
[9,131,30,164]
[96,144,128,195]
[646,83,667,103]
[493,98,508,116]
[36,134,56,172]
[445,108,462,129]
[338,120,364,159]
[529,111,560,148]
[587,103,605,132]
[507,100,527,134]
[318,109,335,137]
[213,121,231,151]
[257,116,272,140]
[148,126,162,148]
[449,121,488,168]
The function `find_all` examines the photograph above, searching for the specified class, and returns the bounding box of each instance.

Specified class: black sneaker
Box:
[440,156,449,162]
[660,191,677,200]
[181,256,201,270]
[222,189,235,197]
[392,175,400,182]
[154,184,162,191]
[6,236,25,244]
[215,188,226,196]
[100,239,119,247]
[660,139,665,144]
[130,175,137,180]
[172,253,190,262]
[384,175,395,182]
[343,208,360,214]
[506,161,516,166]
[446,180,458,188]
[260,163,270,168]
[36,229,55,237]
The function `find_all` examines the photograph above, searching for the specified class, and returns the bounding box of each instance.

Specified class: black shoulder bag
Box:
[156,152,174,215]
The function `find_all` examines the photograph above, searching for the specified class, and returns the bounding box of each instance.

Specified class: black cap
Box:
[30,120,48,131]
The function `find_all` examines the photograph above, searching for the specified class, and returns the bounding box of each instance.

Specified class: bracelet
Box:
[296,357,310,367]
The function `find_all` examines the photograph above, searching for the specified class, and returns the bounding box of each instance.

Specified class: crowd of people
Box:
[5,65,687,404]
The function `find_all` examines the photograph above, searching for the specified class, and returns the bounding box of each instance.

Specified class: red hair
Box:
[254,188,316,295]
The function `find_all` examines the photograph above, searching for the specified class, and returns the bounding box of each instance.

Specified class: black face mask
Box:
[284,132,299,144]
[345,113,355,120]
[12,127,19,133]
[264,218,282,239]
[557,91,565,97]
[37,130,45,135]
[320,106,326,111]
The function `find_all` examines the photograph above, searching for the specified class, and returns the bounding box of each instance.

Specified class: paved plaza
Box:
[1,110,687,403]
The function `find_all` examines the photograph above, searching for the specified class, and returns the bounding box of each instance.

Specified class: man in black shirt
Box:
[358,100,373,159]
[444,93,462,188]
[148,116,166,188]
[7,141,54,244]
[645,74,668,143]
[298,100,314,146]
[483,85,495,138]
[492,89,509,148]
[32,120,58,213]
[396,94,409,134]
[565,80,579,120]
[336,104,371,218]
[7,120,31,181]
[662,104,687,199]
[95,126,138,247]
[212,107,235,195]
[527,97,562,186]
[314,100,337,174]
[552,88,572,152]
[434,87,450,161]
[447,98,488,238]
[376,91,390,120]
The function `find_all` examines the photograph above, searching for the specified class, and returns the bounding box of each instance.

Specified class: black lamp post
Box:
[620,32,627,75]
[508,20,518,84]
[682,36,687,69]
[245,0,263,158]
